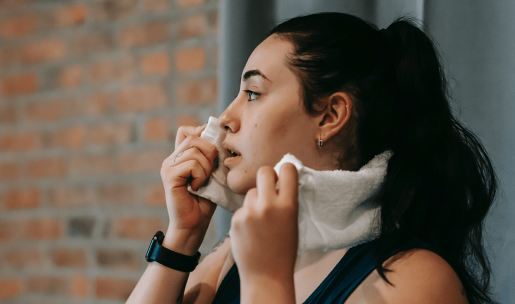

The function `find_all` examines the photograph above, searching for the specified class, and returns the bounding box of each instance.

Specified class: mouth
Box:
[222,142,241,159]
[227,149,239,157]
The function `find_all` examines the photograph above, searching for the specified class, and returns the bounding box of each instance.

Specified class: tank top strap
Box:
[211,237,438,304]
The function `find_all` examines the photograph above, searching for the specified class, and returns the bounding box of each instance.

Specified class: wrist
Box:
[162,228,204,256]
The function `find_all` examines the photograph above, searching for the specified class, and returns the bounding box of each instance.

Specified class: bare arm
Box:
[127,233,232,304]
[127,125,222,304]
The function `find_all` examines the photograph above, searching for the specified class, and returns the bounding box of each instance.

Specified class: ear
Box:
[317,92,353,143]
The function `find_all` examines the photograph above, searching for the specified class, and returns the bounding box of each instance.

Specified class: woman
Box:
[127,13,497,304]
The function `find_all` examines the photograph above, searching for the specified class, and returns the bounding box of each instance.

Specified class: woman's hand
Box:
[230,163,299,303]
[160,124,218,255]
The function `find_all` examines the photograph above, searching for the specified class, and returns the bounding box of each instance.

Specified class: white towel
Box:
[273,152,390,252]
[188,116,391,252]
[187,116,245,212]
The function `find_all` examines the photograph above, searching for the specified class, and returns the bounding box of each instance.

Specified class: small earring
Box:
[318,137,323,148]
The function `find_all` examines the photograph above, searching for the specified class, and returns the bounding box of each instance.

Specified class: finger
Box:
[243,188,258,208]
[256,166,278,202]
[165,136,218,169]
[278,163,299,207]
[169,147,213,178]
[175,125,197,149]
[162,159,208,191]
[195,123,207,136]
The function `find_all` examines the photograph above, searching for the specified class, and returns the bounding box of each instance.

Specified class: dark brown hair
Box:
[270,12,498,304]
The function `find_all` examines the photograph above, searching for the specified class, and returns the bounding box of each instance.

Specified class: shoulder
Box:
[346,248,468,304]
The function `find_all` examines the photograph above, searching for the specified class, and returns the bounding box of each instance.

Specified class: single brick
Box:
[96,183,137,205]
[70,153,115,176]
[48,125,85,148]
[22,38,66,64]
[86,122,132,146]
[144,117,169,141]
[25,99,63,122]
[175,47,206,71]
[2,73,38,96]
[177,115,200,127]
[119,150,170,173]
[176,0,204,8]
[0,162,20,180]
[71,32,113,56]
[66,92,110,117]
[71,275,89,298]
[176,78,217,104]
[143,0,169,11]
[28,276,68,295]
[0,103,16,124]
[95,277,137,300]
[141,52,169,75]
[58,65,82,88]
[90,0,137,22]
[68,217,95,238]
[145,183,165,206]
[0,13,37,38]
[116,83,167,112]
[28,158,67,178]
[51,248,87,267]
[23,218,62,240]
[120,21,169,48]
[113,216,164,240]
[47,4,86,29]
[5,247,42,269]
[0,279,22,299]
[89,55,135,84]
[49,185,90,207]
[3,188,39,209]
[178,14,207,39]
[0,131,41,151]
[96,249,140,269]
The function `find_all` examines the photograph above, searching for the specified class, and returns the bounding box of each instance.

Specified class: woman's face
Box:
[219,35,321,195]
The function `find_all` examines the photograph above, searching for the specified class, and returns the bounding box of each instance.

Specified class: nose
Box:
[218,99,240,133]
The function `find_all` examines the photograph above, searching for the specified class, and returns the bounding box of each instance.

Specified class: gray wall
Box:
[217,1,514,302]
[426,1,515,302]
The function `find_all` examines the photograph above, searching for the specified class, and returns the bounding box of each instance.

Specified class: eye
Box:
[243,90,261,101]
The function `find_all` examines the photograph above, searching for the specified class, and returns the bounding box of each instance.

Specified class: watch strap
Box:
[145,231,201,272]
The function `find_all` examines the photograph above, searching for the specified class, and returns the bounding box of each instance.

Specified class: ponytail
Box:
[270,13,498,304]
[375,18,498,304]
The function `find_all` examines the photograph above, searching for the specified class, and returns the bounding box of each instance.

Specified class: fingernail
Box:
[213,158,219,169]
[204,177,210,186]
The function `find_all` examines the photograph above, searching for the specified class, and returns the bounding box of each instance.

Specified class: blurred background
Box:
[0,0,513,303]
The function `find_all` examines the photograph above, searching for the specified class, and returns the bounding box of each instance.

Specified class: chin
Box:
[226,171,255,195]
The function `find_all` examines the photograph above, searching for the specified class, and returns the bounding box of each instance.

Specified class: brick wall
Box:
[0,0,219,303]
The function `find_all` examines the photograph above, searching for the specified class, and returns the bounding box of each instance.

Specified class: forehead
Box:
[242,35,294,83]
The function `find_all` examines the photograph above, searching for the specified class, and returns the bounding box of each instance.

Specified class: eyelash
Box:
[243,90,261,101]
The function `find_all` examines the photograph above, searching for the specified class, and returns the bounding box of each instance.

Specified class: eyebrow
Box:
[242,69,271,82]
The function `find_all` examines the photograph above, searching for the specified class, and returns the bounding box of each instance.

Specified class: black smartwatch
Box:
[145,231,201,272]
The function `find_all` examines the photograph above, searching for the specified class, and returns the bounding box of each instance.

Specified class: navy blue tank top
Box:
[211,237,437,304]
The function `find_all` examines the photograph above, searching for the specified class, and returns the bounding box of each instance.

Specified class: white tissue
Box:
[188,116,391,252]
[187,116,245,212]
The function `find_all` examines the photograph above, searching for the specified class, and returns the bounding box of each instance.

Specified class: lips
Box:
[222,142,241,157]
